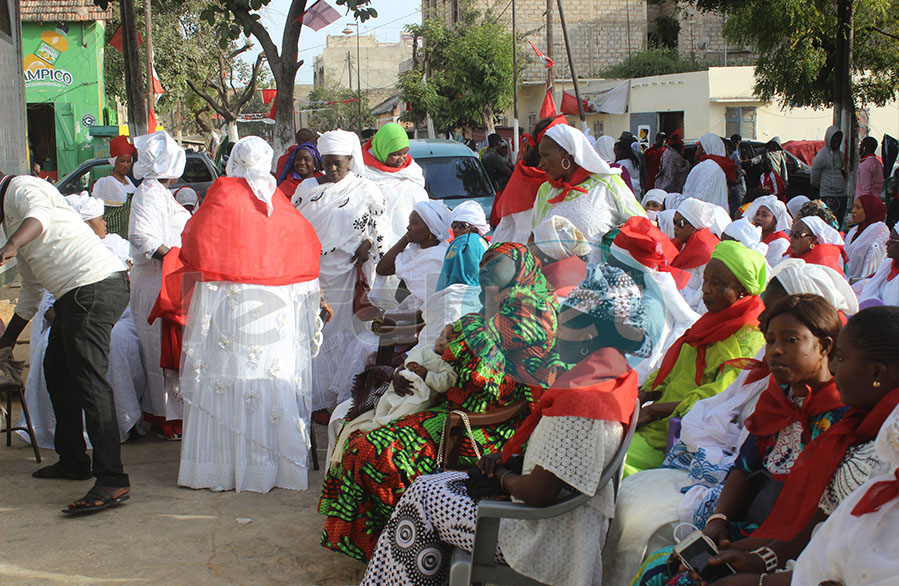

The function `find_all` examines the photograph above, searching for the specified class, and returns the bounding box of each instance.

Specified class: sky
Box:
[249,0,423,85]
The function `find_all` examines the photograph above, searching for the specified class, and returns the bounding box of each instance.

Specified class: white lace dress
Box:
[177,279,321,493]
[361,415,623,586]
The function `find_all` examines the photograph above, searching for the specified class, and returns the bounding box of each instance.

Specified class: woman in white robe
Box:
[174,136,323,492]
[844,194,889,284]
[602,258,859,585]
[531,124,647,262]
[292,129,388,412]
[683,158,729,210]
[743,195,792,266]
[858,228,899,306]
[128,131,192,438]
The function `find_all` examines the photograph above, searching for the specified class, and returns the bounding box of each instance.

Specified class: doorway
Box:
[658,111,684,136]
[26,102,56,179]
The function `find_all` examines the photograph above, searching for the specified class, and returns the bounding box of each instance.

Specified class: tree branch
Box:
[187,78,234,121]
[223,0,282,66]
[234,52,266,112]
[866,26,899,42]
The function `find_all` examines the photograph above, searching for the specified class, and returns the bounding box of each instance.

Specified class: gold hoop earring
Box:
[810,243,816,249]
[873,380,881,388]
[561,158,571,170]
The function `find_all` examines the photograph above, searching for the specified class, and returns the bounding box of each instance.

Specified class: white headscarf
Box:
[593,135,616,163]
[132,130,186,180]
[451,200,489,235]
[64,191,105,221]
[318,129,365,176]
[677,198,719,231]
[413,200,452,240]
[797,215,845,245]
[699,133,726,157]
[641,188,667,208]
[769,258,859,314]
[744,195,793,232]
[665,192,687,211]
[532,215,592,261]
[544,124,616,175]
[786,195,810,219]
[172,186,199,208]
[225,136,278,216]
[723,218,768,255]
[656,209,676,239]
[682,159,728,208]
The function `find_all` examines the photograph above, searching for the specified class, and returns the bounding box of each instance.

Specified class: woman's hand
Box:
[637,403,658,426]
[0,242,19,266]
[690,573,761,586]
[708,549,766,575]
[352,239,373,266]
[406,361,428,380]
[319,293,333,324]
[477,452,504,478]
[392,368,414,396]
[703,517,729,547]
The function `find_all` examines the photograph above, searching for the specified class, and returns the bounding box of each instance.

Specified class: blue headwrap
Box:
[276,142,322,185]
[435,232,489,291]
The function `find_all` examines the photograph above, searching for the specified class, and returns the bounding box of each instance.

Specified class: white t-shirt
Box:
[2,176,124,319]
[92,174,136,206]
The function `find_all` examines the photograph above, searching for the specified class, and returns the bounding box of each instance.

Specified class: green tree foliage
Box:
[398,9,514,133]
[305,82,375,133]
[692,0,899,108]
[599,48,706,78]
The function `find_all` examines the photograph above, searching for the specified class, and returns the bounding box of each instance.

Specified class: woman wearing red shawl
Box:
[671,198,723,312]
[859,225,899,306]
[844,194,889,282]
[320,243,561,562]
[624,242,767,476]
[659,306,899,586]
[785,216,846,275]
[360,262,648,586]
[151,136,324,493]
[490,116,566,242]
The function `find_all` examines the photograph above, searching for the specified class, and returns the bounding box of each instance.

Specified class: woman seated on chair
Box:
[360,262,652,586]
[624,241,767,476]
[320,243,561,562]
[633,304,898,586]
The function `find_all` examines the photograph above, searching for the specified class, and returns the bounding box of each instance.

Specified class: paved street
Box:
[0,290,366,586]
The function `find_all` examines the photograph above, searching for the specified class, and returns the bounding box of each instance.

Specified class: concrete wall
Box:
[0,0,28,175]
[313,34,412,96]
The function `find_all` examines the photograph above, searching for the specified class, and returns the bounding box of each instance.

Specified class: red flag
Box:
[560,90,586,115]
[300,0,341,32]
[262,89,278,104]
[528,40,554,68]
[148,107,157,134]
[539,87,557,118]
[108,24,141,52]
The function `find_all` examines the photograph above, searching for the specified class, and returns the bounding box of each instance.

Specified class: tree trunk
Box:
[226,120,240,142]
[272,65,297,156]
[834,0,857,213]
[482,104,496,135]
[120,0,147,136]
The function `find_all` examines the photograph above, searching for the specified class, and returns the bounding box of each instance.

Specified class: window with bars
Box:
[725,107,756,140]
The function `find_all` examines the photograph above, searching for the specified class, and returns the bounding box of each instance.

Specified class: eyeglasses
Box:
[789,231,813,240]
[673,218,689,228]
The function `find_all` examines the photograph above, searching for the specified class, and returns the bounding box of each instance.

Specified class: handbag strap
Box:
[436,410,482,469]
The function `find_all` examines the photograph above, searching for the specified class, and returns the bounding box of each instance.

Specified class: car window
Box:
[182,156,213,183]
[58,162,113,195]
[417,157,493,199]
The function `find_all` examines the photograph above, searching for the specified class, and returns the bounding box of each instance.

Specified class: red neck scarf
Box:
[361,140,414,173]
[149,178,321,369]
[502,350,636,462]
[651,295,764,391]
[541,255,587,298]
[494,161,548,219]
[762,230,788,245]
[787,243,845,275]
[700,154,738,184]
[851,468,899,517]
[745,377,845,443]
[671,228,720,270]
[754,386,899,540]
[888,259,899,282]
[546,167,593,204]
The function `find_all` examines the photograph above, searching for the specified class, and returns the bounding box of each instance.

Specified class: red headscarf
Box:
[753,386,899,540]
[745,377,845,446]
[149,177,321,368]
[671,227,720,270]
[502,350,637,462]
[109,135,136,158]
[850,194,887,242]
[651,294,765,391]
[613,216,690,289]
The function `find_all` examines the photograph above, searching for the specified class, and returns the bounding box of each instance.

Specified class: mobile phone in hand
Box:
[672,530,736,582]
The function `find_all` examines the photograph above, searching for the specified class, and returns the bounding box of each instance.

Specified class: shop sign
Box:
[24,67,74,87]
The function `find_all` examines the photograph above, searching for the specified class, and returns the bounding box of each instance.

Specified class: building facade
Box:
[20,0,113,181]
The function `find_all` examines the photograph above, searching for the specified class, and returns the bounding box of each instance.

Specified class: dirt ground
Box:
[0,281,367,586]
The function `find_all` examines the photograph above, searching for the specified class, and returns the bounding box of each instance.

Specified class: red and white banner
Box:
[528,40,554,69]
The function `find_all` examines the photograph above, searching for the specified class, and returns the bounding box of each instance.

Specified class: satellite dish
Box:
[698,36,710,50]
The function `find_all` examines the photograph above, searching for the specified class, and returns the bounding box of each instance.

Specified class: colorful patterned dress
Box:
[319,243,562,561]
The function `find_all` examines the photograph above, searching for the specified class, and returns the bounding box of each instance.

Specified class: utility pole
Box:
[556,0,585,125]
[512,0,519,154]
[119,0,146,136]
[546,0,554,92]
[355,23,362,136]
[145,0,154,133]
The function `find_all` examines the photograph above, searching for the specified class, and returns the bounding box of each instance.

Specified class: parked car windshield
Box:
[416,156,494,200]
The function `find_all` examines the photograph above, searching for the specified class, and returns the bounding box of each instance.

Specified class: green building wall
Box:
[22,20,108,178]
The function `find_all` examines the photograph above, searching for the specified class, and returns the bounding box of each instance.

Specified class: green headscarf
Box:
[710,241,767,296]
[370,122,410,163]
